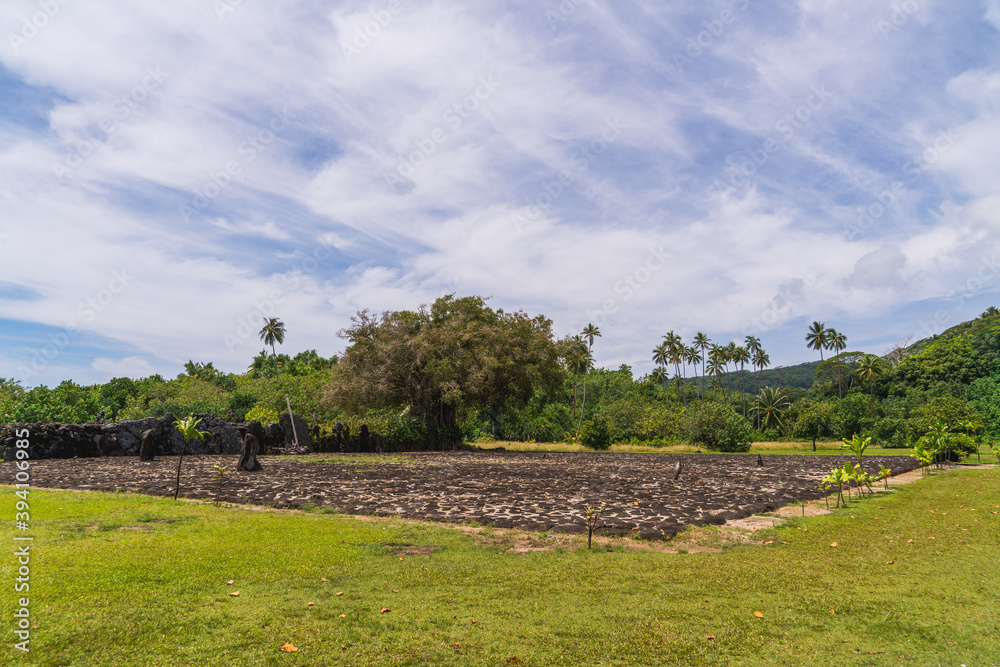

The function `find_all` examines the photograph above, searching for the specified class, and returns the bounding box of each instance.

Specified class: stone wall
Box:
[0,413,299,461]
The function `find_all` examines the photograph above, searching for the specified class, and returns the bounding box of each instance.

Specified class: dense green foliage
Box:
[683,401,752,452]
[327,295,565,448]
[4,302,1000,452]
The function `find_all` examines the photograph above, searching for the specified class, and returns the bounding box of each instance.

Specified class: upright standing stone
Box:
[139,429,157,461]
[237,434,264,472]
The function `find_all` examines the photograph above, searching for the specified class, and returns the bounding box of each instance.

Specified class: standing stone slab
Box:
[237,434,264,472]
[139,429,157,461]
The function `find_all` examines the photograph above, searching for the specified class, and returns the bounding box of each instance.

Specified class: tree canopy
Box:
[326,295,565,448]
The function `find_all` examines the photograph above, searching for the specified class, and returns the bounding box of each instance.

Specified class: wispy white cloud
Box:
[1,0,999,386]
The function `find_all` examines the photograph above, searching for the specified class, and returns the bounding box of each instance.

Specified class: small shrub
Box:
[580,415,612,450]
[245,403,281,425]
[759,428,781,442]
[684,402,752,452]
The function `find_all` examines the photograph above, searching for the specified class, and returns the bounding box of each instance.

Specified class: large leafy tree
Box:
[258,318,287,379]
[327,295,565,449]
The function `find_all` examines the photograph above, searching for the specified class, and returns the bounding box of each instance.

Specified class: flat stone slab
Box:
[1,451,919,538]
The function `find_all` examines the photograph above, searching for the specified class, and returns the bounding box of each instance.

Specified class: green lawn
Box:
[2,466,999,665]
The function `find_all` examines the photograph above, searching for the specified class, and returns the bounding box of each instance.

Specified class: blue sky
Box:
[2,0,1000,388]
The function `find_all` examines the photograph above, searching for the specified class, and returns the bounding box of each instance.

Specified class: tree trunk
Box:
[173,443,186,500]
[576,366,590,438]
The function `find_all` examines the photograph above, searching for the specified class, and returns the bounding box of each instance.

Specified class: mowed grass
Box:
[2,467,1000,666]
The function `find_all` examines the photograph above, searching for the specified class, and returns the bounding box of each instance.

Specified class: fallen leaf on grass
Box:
[705,635,715,640]
[399,557,404,561]
[472,620,479,624]
[829,542,837,547]
[336,591,344,596]
[338,614,346,618]
[506,658,521,664]
[280,643,298,653]
[453,643,461,649]
[226,580,234,585]
[886,561,894,564]
[307,602,315,606]
[380,608,391,614]
[927,536,936,540]
[229,591,240,597]
[780,541,788,544]
[907,539,914,543]
[763,540,774,545]
[753,611,764,618]
[321,578,327,582]
[829,610,835,614]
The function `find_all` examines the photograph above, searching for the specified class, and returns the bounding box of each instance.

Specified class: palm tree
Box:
[693,332,711,399]
[754,387,790,432]
[752,348,770,430]
[258,318,287,379]
[707,346,725,400]
[565,336,590,409]
[664,331,685,407]
[172,415,210,500]
[827,329,847,411]
[181,360,217,380]
[576,323,601,437]
[744,335,762,399]
[724,342,738,398]
[855,353,886,412]
[652,341,671,405]
[684,344,701,402]
[732,345,751,419]
[650,366,669,390]
[805,321,829,397]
